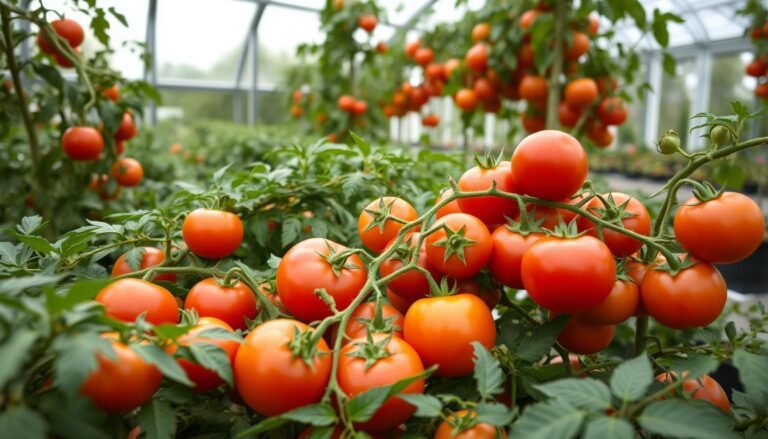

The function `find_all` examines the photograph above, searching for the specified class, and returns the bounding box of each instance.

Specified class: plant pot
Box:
[716,241,768,295]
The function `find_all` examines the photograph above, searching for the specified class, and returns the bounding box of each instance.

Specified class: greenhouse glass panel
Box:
[709,52,754,115]
[257,6,323,88]
[158,89,237,123]
[657,58,697,148]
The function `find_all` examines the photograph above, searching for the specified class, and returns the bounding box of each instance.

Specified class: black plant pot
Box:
[717,241,768,295]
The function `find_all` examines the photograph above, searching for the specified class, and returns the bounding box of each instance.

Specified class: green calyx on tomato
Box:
[322,241,364,276]
[431,224,477,264]
[354,299,403,337]
[472,148,505,170]
[446,409,480,434]
[287,326,327,366]
[688,180,723,203]
[345,332,393,369]
[546,216,583,239]
[362,197,402,233]
[508,204,549,236]
[656,130,681,155]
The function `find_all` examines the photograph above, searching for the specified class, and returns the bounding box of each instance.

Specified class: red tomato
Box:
[111,158,143,187]
[338,95,356,112]
[111,247,176,282]
[343,302,405,341]
[557,317,615,355]
[422,114,440,127]
[171,317,240,392]
[387,288,416,314]
[353,100,368,116]
[511,130,588,201]
[102,84,120,102]
[578,192,651,257]
[519,10,541,31]
[597,97,628,125]
[465,43,488,72]
[488,227,545,289]
[436,189,462,219]
[379,233,441,300]
[414,47,435,66]
[473,77,497,101]
[564,78,598,107]
[234,319,331,416]
[404,294,495,377]
[641,262,727,329]
[472,22,491,42]
[521,236,616,313]
[673,192,765,264]
[184,278,258,330]
[338,335,425,431]
[182,209,243,259]
[80,338,162,413]
[276,238,368,322]
[425,213,492,278]
[457,161,519,227]
[565,31,590,60]
[61,126,104,161]
[96,278,179,325]
[455,88,479,112]
[578,280,639,325]
[520,111,546,133]
[37,18,84,54]
[425,63,447,82]
[746,59,767,77]
[517,197,583,231]
[115,112,137,141]
[558,102,583,127]
[588,14,599,35]
[586,120,614,147]
[656,373,731,413]
[358,197,419,253]
[358,14,378,33]
[518,75,548,101]
[405,40,420,59]
[434,410,507,438]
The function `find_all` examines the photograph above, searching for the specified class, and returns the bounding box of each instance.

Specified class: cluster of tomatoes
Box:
[745,57,768,99]
[36,17,83,68]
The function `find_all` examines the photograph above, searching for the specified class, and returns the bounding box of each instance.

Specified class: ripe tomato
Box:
[404,294,495,377]
[557,317,615,355]
[409,87,428,110]
[171,317,240,392]
[488,226,545,290]
[565,31,590,60]
[578,192,651,257]
[517,43,535,69]
[673,192,765,264]
[61,126,103,161]
[597,97,628,125]
[375,41,389,54]
[425,63,446,82]
[358,14,377,32]
[436,189,463,219]
[472,22,491,42]
[564,78,598,107]
[80,338,161,413]
[37,18,84,54]
[518,75,548,101]
[465,43,488,72]
[405,40,420,58]
[444,58,461,77]
[422,114,440,127]
[522,236,616,313]
[102,84,119,102]
[482,96,502,113]
[338,335,425,431]
[337,95,356,112]
[290,105,303,118]
[455,88,478,112]
[520,111,545,133]
[184,278,257,330]
[353,100,368,116]
[414,47,435,66]
[511,130,588,201]
[425,213,492,278]
[519,10,541,31]
[641,262,727,329]
[586,120,614,147]
[578,280,639,325]
[358,197,419,253]
[656,373,730,413]
[234,319,331,416]
[96,278,179,325]
[434,410,507,439]
[380,233,440,300]
[277,238,368,322]
[756,83,768,98]
[452,278,502,310]
[343,302,405,341]
[111,157,143,187]
[457,160,518,227]
[746,59,767,77]
[386,288,416,314]
[182,208,243,259]
[472,77,496,102]
[558,102,583,127]
[111,247,176,282]
[588,14,599,35]
[115,112,137,141]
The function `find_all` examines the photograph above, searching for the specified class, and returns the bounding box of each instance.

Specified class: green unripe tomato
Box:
[709,125,730,146]
[657,130,681,155]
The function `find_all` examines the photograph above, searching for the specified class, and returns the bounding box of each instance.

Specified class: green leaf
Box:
[38,393,110,439]
[610,353,652,402]
[472,341,504,400]
[282,403,338,426]
[187,343,233,386]
[0,273,63,296]
[133,344,194,387]
[399,394,443,417]
[510,399,584,439]
[8,231,55,254]
[652,9,670,48]
[123,247,144,271]
[0,331,39,389]
[346,366,435,422]
[474,401,513,426]
[625,0,646,28]
[733,350,768,406]
[281,217,302,248]
[516,315,569,362]
[662,52,677,76]
[108,6,128,26]
[138,399,177,439]
[670,353,718,380]
[46,278,110,314]
[583,417,634,439]
[18,216,45,234]
[637,400,738,439]
[349,130,371,156]
[213,164,234,186]
[0,241,17,264]
[52,333,114,395]
[0,406,47,439]
[535,378,612,411]
[31,63,63,90]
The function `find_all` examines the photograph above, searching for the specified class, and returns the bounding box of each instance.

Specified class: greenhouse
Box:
[1,0,767,438]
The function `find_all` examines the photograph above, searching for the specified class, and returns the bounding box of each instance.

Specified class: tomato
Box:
[358,197,419,253]
[518,197,583,231]
[641,262,727,329]
[596,76,619,95]
[184,278,257,330]
[102,84,119,102]
[425,63,446,82]
[520,111,545,133]
[380,233,440,300]
[290,105,303,118]
[409,87,429,110]
[414,47,435,66]
[182,208,243,259]
[565,31,590,60]
[405,40,420,58]
[517,43,535,68]
[558,102,583,127]
[352,100,368,116]
[80,338,162,413]
[337,95,356,112]
[343,302,405,341]
[512,130,588,201]
[436,189,463,219]
[557,317,615,355]
[673,192,765,264]
[746,59,766,77]
[115,140,125,155]
[578,280,639,325]
[234,319,331,416]
[465,43,488,72]
[597,97,628,125]
[387,288,416,315]
[518,75,548,101]
[115,112,137,141]
[338,335,425,431]
[255,281,288,314]
[110,157,143,187]
[656,373,730,413]
[472,77,496,102]
[519,10,540,31]
[445,58,461,78]
[488,226,545,290]
[482,96,502,113]
[61,126,103,161]
[434,410,507,439]
[588,14,599,35]
[564,78,598,107]
[472,22,491,42]
[277,238,367,322]
[111,247,176,282]
[425,213,492,278]
[405,294,495,377]
[586,120,614,147]
[578,192,651,257]
[452,278,502,310]
[171,317,240,392]
[96,278,179,325]
[422,114,440,127]
[37,18,84,54]
[522,236,616,313]
[455,88,478,112]
[756,83,768,99]
[358,14,377,32]
[375,41,389,53]
[457,161,518,227]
